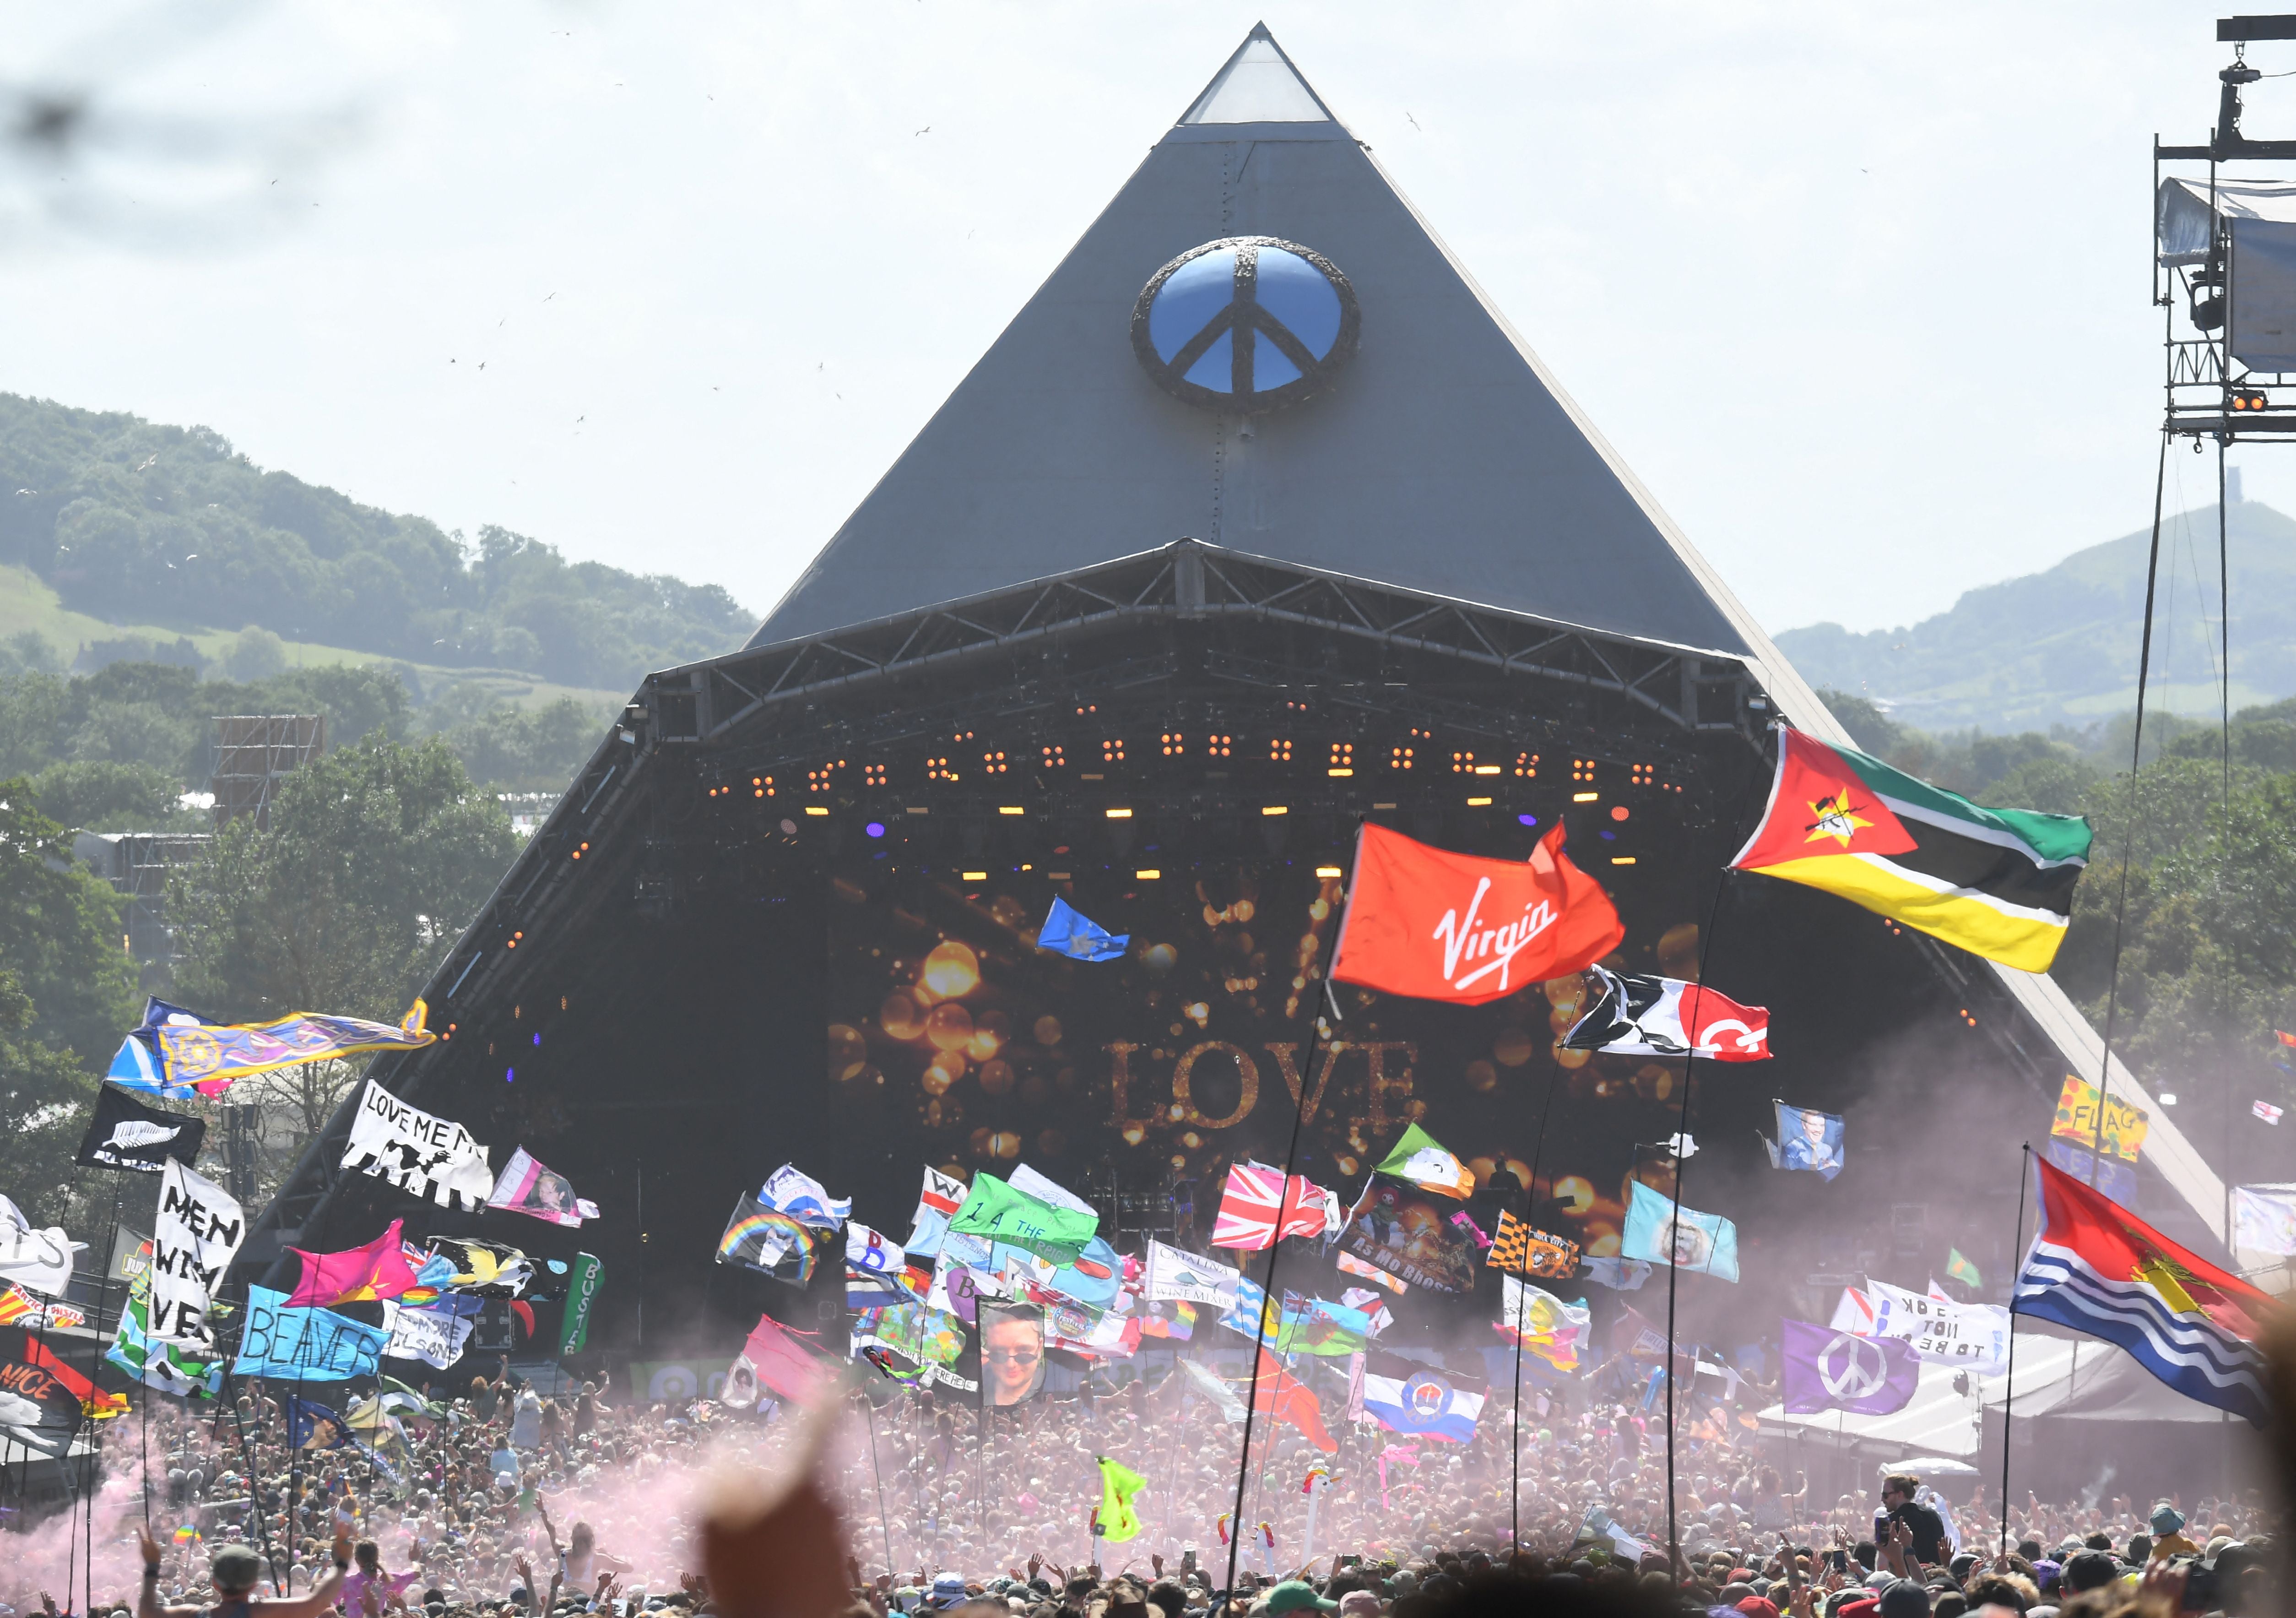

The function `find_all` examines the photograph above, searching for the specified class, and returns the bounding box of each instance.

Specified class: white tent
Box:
[1756,1333,2113,1461]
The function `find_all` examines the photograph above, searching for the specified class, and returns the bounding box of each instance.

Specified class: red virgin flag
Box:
[1329,823,1625,1005]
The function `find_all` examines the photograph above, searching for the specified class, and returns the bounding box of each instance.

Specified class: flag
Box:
[1496,1277,1590,1372]
[844,1223,910,1307]
[559,1254,603,1355]
[487,1148,601,1226]
[1251,1347,1338,1452]
[287,1219,422,1307]
[717,1194,820,1285]
[107,1283,222,1399]
[1560,966,1771,1061]
[423,1237,536,1298]
[1337,1177,1482,1293]
[758,1164,850,1229]
[2255,1100,2284,1125]
[723,1313,839,1410]
[1039,897,1129,962]
[233,1287,390,1381]
[1374,1123,1476,1199]
[1359,1350,1485,1443]
[1765,1102,1846,1181]
[1580,1256,1652,1292]
[1272,1296,1373,1357]
[1946,1249,1982,1288]
[1339,1288,1393,1336]
[947,1172,1096,1265]
[0,1285,34,1325]
[1211,1162,1335,1249]
[0,1197,82,1300]
[906,1165,968,1254]
[284,1394,349,1450]
[1145,1239,1240,1307]
[148,1162,241,1349]
[1486,1210,1581,1278]
[1335,1250,1407,1294]
[1619,1180,1739,1282]
[0,1333,127,1424]
[2016,1158,2270,1424]
[75,1086,205,1174]
[341,1079,493,1211]
[381,1299,475,1369]
[1727,726,2091,972]
[1094,1457,1147,1542]
[1180,1358,1248,1423]
[2235,1186,2296,1255]
[1780,1318,1919,1414]
[2048,1076,2148,1163]
[1330,822,1624,1003]
[108,997,437,1100]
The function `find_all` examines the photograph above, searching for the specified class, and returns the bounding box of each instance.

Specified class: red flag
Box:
[27,1336,128,1419]
[287,1218,422,1307]
[1211,1163,1332,1250]
[1251,1347,1336,1452]
[1329,823,1623,1004]
[726,1314,839,1408]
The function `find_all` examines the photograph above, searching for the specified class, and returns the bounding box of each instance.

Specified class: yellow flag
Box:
[1095,1455,1146,1543]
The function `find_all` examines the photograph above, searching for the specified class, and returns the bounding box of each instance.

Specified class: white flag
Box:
[1854,1278,2009,1373]
[1010,1162,1096,1215]
[381,1301,476,1369]
[148,1161,244,1351]
[0,1194,83,1299]
[341,1080,493,1210]
[2236,1186,2296,1255]
[846,1223,907,1275]
[1145,1238,1241,1308]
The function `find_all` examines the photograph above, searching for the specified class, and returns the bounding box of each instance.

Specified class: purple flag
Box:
[1779,1318,1919,1416]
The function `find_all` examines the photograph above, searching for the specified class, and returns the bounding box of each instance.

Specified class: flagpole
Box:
[1220,856,1351,1605]
[1997,1144,2030,1558]
[1509,1045,1562,1564]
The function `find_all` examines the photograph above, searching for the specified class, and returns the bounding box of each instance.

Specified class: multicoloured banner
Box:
[108,997,437,1100]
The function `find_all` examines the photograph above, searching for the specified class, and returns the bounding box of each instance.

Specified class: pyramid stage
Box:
[239,30,2233,1382]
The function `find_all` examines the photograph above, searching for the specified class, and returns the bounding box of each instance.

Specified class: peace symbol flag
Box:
[1779,1318,1919,1415]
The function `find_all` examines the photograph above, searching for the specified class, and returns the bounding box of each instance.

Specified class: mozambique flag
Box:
[1729,727,2091,971]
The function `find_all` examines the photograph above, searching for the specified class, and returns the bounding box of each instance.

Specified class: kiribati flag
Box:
[2014,1159,2272,1425]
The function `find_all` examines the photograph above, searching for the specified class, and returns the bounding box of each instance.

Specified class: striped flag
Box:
[2014,1159,2271,1425]
[1210,1162,1333,1250]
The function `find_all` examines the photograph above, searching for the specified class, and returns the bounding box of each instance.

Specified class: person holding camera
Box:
[1870,1474,1947,1569]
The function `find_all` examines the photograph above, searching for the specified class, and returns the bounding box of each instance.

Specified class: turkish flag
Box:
[1329,822,1624,1004]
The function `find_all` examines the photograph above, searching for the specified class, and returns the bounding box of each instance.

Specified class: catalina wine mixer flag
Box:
[1780,1318,1919,1416]
[342,1080,493,1211]
[1330,822,1624,1004]
[108,996,438,1099]
[75,1085,205,1174]
[1561,965,1770,1061]
[2014,1158,2271,1425]
[1728,727,2092,972]
[148,1161,244,1351]
[487,1149,601,1227]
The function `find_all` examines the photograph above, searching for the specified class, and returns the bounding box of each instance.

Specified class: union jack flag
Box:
[1211,1162,1334,1250]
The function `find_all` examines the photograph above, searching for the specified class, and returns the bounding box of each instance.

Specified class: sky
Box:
[0,0,2280,639]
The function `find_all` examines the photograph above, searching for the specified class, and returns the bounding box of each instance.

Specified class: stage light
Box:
[1573,791,1599,803]
[1262,805,1288,816]
[1048,871,1071,880]
[866,822,886,838]
[1163,732,1185,756]
[1610,857,1636,866]
[1102,738,1126,763]
[2160,1091,2178,1106]
[1514,752,1539,777]
[2232,390,2269,411]
[1267,738,1293,762]
[1208,733,1232,757]
[1328,742,1354,774]
[1572,758,1594,783]
[962,871,988,881]
[1106,808,1133,819]
[1137,869,1161,880]
[506,1066,514,1083]
[1316,866,1343,878]
[999,806,1023,816]
[1042,744,1066,767]
[1390,746,1413,770]
[1631,763,1654,786]
[864,763,886,787]
[1329,768,1354,777]
[780,819,798,834]
[805,806,829,817]
[983,750,1009,774]
[1467,796,1492,806]
[1518,814,1538,827]
[1610,806,1630,821]
[1451,750,1478,773]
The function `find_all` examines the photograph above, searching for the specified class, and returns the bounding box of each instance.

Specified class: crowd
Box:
[0,1355,2279,1618]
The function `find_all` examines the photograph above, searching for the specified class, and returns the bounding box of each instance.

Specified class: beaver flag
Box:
[1729,727,2091,972]
[2014,1158,2271,1425]
[1329,822,1623,1004]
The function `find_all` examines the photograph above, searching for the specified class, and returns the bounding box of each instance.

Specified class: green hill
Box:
[1775,500,2296,732]
[0,392,752,692]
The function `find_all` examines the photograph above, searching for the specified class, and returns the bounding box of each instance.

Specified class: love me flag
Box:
[234,1286,389,1380]
[76,1086,205,1174]
[342,1080,493,1211]
[1330,822,1623,1004]
[1619,1180,1739,1282]
[149,1161,243,1350]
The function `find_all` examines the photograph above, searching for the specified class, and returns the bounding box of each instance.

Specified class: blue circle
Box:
[866,821,886,839]
[1132,236,1359,414]
[1518,814,1538,827]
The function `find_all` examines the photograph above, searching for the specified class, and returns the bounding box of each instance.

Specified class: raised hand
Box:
[139,1526,164,1570]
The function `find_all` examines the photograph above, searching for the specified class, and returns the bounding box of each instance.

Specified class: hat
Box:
[1875,1584,1928,1618]
[928,1574,971,1610]
[1733,1599,1779,1618]
[1337,1592,1381,1618]
[211,1547,264,1592]
[2062,1551,2119,1593]
[1263,1584,1338,1615]
[2150,1503,2186,1535]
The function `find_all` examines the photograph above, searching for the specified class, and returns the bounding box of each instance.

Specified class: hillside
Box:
[0,392,752,692]
[1775,500,2296,732]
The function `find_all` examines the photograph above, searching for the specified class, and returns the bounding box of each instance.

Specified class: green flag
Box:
[1945,1249,1982,1289]
[1375,1122,1474,1198]
[1094,1455,1147,1543]
[560,1253,603,1355]
[948,1172,1096,1265]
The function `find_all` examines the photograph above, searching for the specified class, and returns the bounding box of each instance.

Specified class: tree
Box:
[167,735,517,1170]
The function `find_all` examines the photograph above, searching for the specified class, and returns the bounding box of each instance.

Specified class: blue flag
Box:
[233,1286,389,1380]
[1765,1103,1845,1181]
[1038,897,1128,962]
[285,1394,349,1450]
[1619,1180,1740,1283]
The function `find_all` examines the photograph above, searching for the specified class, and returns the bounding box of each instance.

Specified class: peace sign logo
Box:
[1816,1332,1890,1401]
[1131,236,1360,414]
